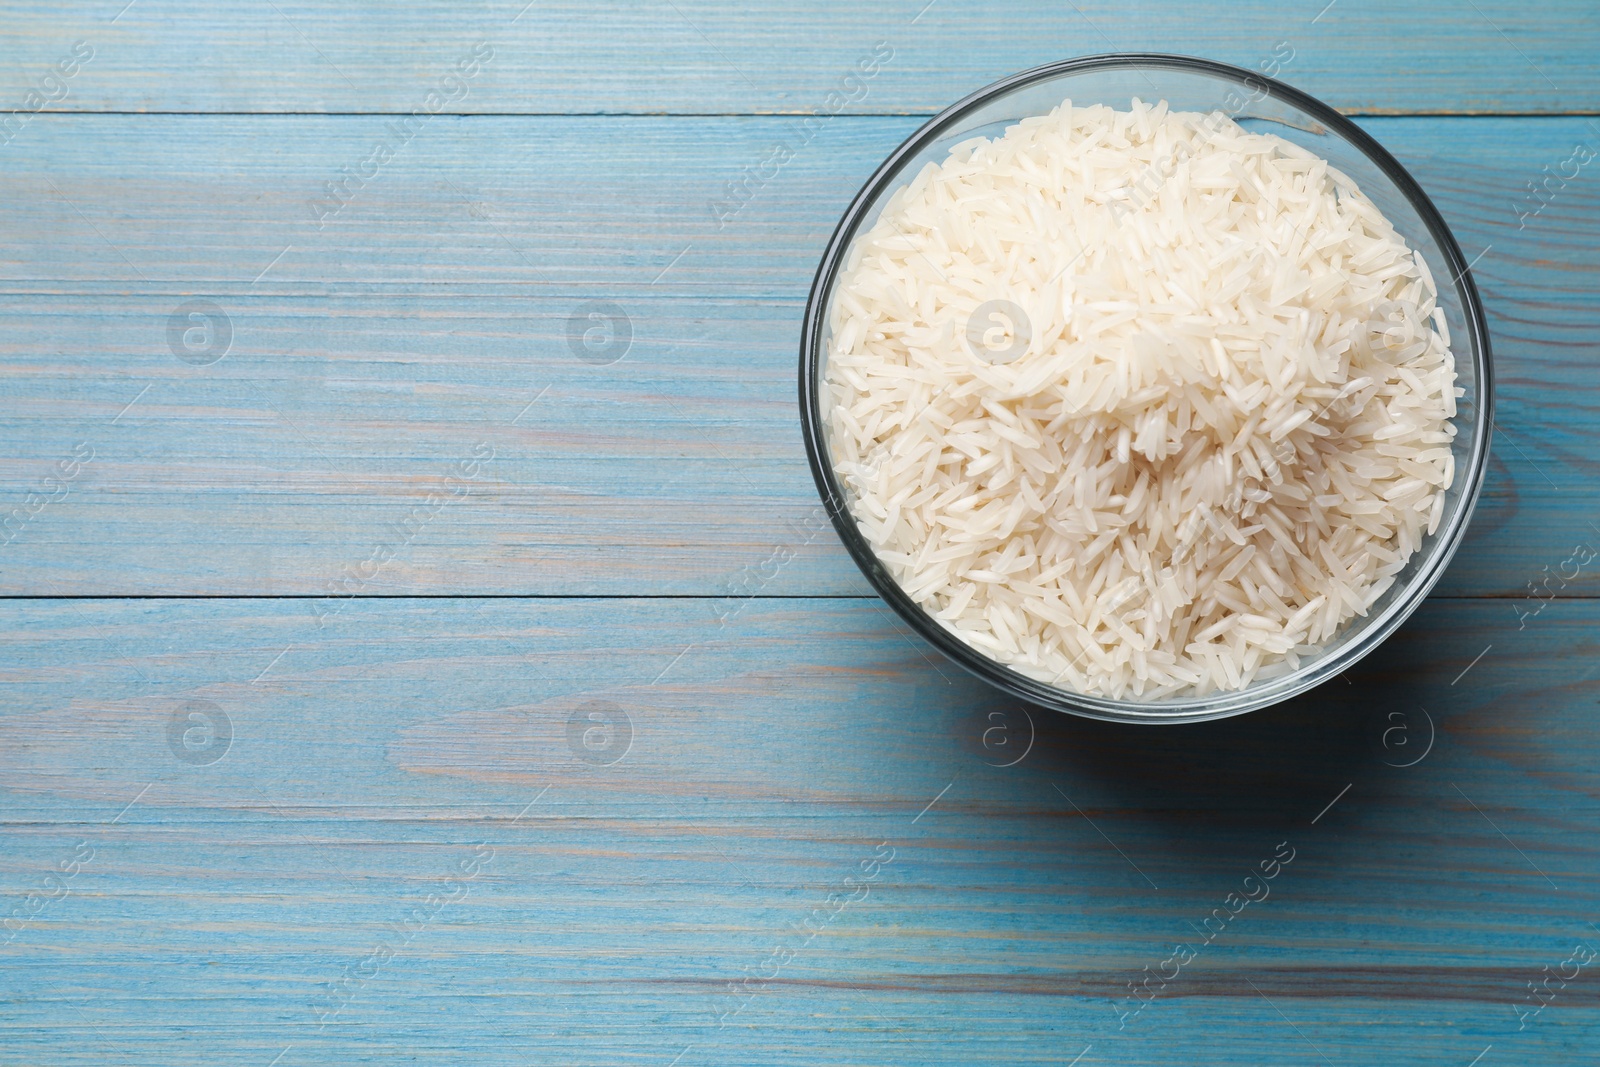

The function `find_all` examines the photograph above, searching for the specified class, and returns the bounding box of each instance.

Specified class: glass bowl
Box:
[798,53,1493,724]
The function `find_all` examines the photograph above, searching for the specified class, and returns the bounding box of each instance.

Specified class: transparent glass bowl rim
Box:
[798,52,1495,725]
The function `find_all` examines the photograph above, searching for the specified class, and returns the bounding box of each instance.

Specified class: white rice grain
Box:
[824,100,1460,699]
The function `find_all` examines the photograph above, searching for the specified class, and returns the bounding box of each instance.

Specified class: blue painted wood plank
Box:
[0,596,1594,1064]
[2,3,1593,1065]
[2,0,1597,116]
[0,115,1593,596]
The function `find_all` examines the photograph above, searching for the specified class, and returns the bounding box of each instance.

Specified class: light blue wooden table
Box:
[2,2,1598,1064]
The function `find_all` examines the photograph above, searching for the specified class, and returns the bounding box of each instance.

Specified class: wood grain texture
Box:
[0,596,1595,1065]
[3,1,1598,1063]
[0,115,1596,596]
[2,0,1598,115]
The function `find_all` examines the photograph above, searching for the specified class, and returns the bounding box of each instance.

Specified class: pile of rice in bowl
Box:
[824,99,1460,700]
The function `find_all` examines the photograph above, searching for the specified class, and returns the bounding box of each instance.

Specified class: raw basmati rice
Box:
[824,99,1460,699]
